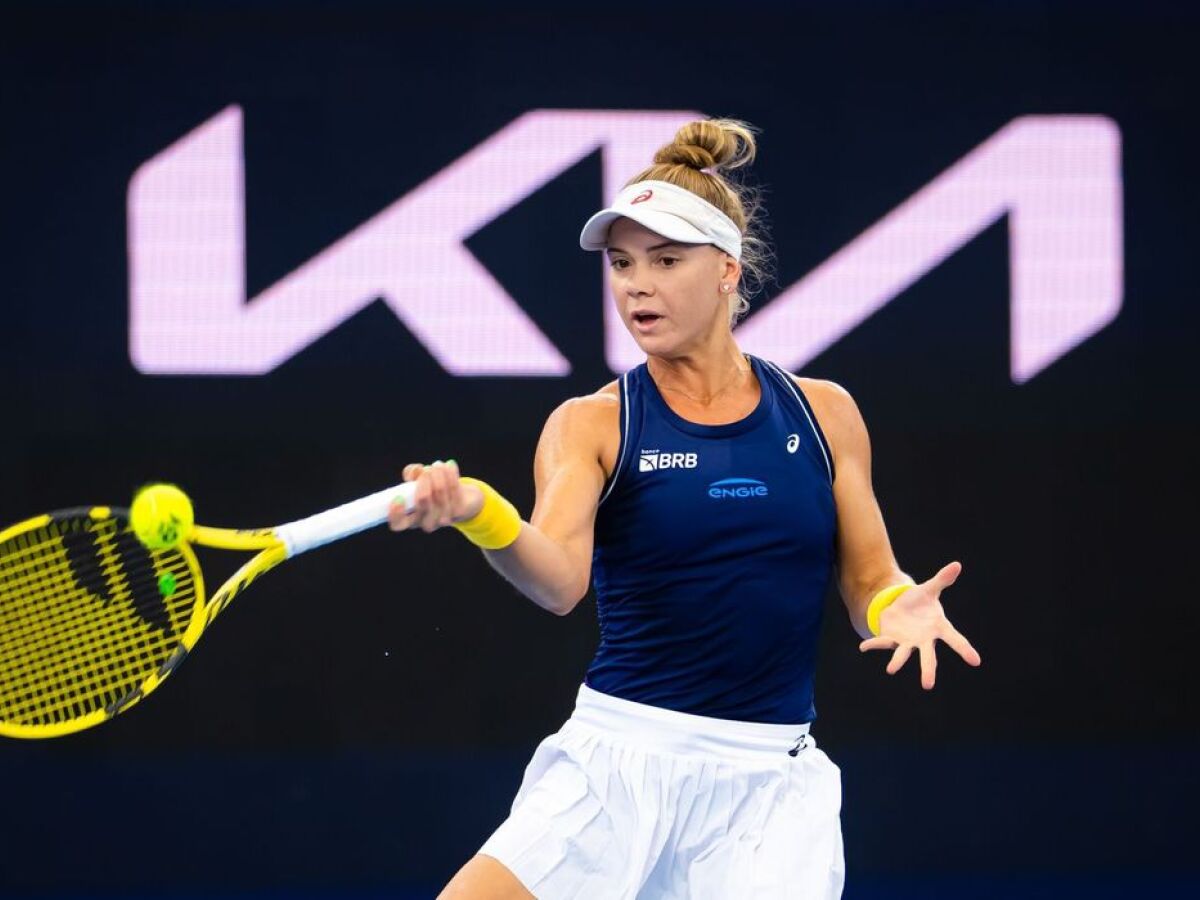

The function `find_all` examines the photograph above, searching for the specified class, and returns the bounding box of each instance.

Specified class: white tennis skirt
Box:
[479,684,844,899]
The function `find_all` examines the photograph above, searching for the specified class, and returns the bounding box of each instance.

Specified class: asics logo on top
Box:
[708,478,769,499]
[786,434,800,454]
[630,189,653,205]
[640,450,698,472]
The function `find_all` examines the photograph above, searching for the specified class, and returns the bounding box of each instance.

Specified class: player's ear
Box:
[721,253,741,289]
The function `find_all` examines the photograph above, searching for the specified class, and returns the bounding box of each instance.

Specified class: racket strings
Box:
[0,514,199,726]
[0,564,194,669]
[0,531,163,626]
[0,527,189,722]
[2,569,196,724]
[2,547,169,641]
[0,574,196,712]
[0,533,190,652]
[0,520,163,681]
[1,516,193,634]
[0,607,185,709]
[0,527,186,656]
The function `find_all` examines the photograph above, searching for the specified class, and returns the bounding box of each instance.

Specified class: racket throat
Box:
[104,645,190,717]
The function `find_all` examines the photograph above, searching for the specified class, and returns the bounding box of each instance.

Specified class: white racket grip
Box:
[274,482,416,558]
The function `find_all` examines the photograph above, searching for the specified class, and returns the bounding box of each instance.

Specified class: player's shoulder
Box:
[790,376,856,409]
[557,380,620,414]
[783,374,867,444]
[542,381,621,435]
[535,382,621,468]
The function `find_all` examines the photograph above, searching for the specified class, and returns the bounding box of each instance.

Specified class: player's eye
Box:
[609,258,630,270]
[658,256,679,267]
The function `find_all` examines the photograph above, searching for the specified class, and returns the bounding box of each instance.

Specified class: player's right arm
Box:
[388,390,617,616]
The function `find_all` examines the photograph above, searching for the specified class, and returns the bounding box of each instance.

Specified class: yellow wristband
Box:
[866,584,913,636]
[453,477,522,550]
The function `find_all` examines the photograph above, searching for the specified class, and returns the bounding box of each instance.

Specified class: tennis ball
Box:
[130,483,194,550]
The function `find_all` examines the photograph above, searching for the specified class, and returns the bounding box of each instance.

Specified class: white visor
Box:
[579,180,742,260]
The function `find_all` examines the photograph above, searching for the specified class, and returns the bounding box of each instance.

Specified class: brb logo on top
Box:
[640,450,698,473]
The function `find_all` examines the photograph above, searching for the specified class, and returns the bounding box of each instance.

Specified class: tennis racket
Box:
[0,483,416,739]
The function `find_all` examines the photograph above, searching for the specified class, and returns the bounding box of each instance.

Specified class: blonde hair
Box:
[626,118,773,325]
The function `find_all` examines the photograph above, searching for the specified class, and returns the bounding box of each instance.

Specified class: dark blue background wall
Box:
[1,1,1196,896]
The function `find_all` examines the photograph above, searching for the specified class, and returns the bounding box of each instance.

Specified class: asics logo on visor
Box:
[631,190,653,205]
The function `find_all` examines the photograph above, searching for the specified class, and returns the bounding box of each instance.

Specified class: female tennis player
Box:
[389,118,981,899]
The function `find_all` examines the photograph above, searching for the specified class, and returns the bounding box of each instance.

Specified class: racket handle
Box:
[275,482,416,558]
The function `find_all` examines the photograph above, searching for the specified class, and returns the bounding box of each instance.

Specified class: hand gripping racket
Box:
[0,483,416,738]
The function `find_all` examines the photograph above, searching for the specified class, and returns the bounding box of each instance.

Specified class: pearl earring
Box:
[721,284,731,293]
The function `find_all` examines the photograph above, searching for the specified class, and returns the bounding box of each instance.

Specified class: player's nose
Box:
[625,271,654,298]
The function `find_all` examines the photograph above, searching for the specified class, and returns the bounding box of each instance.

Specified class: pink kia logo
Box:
[128,109,1122,384]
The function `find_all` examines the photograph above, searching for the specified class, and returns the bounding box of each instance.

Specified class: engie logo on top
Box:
[640,451,699,472]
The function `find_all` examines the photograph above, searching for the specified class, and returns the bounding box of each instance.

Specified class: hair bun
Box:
[652,119,758,173]
[653,143,717,170]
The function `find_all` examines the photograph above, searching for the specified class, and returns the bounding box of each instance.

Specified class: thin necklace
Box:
[656,362,750,406]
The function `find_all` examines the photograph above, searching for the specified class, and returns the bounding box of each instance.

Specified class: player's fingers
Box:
[933,561,962,590]
[919,642,937,690]
[411,469,435,529]
[441,459,462,526]
[429,461,456,527]
[859,636,898,652]
[388,473,420,530]
[417,468,441,533]
[391,465,423,530]
[426,460,446,510]
[413,467,432,504]
[424,462,458,532]
[387,499,415,531]
[885,644,913,675]
[418,499,442,533]
[941,625,982,667]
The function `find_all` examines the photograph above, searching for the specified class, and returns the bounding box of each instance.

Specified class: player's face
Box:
[605,218,736,357]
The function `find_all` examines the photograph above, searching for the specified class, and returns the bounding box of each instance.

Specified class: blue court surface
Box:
[23,876,1200,899]
[5,745,1196,899]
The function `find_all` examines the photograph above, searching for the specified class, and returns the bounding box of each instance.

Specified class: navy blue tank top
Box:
[586,355,836,724]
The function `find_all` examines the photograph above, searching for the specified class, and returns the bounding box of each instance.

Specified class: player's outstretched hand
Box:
[857,561,981,689]
[388,460,484,534]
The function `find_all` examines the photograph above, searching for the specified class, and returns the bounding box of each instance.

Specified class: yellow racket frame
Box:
[0,510,285,739]
[1,481,412,739]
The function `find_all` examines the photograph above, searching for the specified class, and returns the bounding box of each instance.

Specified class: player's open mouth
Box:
[632,312,662,328]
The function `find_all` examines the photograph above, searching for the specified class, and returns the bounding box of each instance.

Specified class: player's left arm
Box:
[796,377,982,688]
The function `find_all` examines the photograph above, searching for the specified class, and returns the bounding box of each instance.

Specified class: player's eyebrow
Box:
[606,241,688,255]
